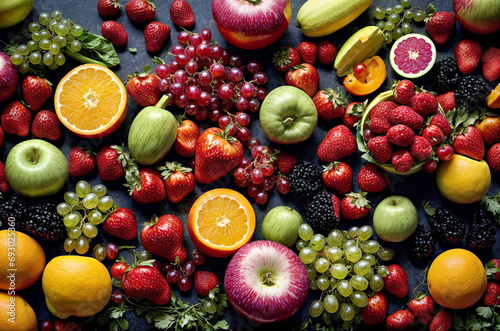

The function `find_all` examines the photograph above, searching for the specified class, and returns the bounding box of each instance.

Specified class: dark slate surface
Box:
[0,0,499,330]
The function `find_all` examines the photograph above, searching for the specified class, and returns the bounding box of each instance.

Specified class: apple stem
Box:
[31,148,39,164]
[260,272,276,286]
[283,117,294,126]
[246,0,261,4]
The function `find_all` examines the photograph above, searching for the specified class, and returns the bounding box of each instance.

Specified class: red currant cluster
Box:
[162,248,206,292]
[154,28,268,123]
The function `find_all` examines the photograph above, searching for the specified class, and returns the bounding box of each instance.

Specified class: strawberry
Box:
[392,149,414,173]
[157,162,195,203]
[170,0,195,28]
[102,207,137,240]
[436,92,456,112]
[193,271,219,296]
[195,127,243,184]
[368,136,393,163]
[361,292,387,325]
[276,151,297,175]
[408,294,434,325]
[285,63,319,97]
[486,258,500,281]
[0,126,3,147]
[322,161,353,194]
[144,21,171,53]
[387,124,415,147]
[317,125,357,162]
[340,191,370,220]
[272,46,301,72]
[343,101,365,128]
[422,125,445,146]
[481,47,500,82]
[318,41,337,65]
[483,282,500,306]
[429,310,453,331]
[410,136,433,161]
[174,117,199,157]
[96,145,131,181]
[386,310,415,331]
[487,144,500,171]
[331,194,341,220]
[69,147,96,177]
[126,66,161,107]
[393,80,416,105]
[454,39,483,75]
[389,106,424,130]
[0,161,8,194]
[125,0,155,23]
[21,76,52,111]
[1,101,31,137]
[426,11,456,45]
[101,21,128,47]
[31,110,61,141]
[140,214,187,263]
[369,101,398,134]
[411,92,439,117]
[452,126,485,160]
[385,264,409,299]
[357,164,388,193]
[97,0,122,16]
[312,88,347,121]
[128,168,166,204]
[430,114,452,138]
[296,41,317,64]
[122,264,171,305]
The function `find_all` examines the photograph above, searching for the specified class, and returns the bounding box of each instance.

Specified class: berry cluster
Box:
[162,248,207,292]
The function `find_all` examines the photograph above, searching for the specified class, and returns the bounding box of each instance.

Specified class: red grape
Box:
[261,163,274,177]
[209,109,222,122]
[178,276,191,292]
[209,95,220,109]
[436,144,454,161]
[197,44,211,58]
[193,252,206,266]
[227,123,237,136]
[41,321,54,331]
[210,45,223,61]
[186,85,201,100]
[210,63,225,77]
[221,50,230,65]
[200,28,212,41]
[256,87,268,100]
[218,115,232,129]
[247,183,260,198]
[177,31,190,45]
[247,61,263,74]
[158,78,171,92]
[229,55,243,67]
[277,177,290,194]
[240,82,255,98]
[250,168,264,184]
[195,107,209,121]
[229,67,244,82]
[152,260,162,271]
[189,157,195,169]
[166,269,180,284]
[111,262,128,279]
[218,84,234,100]
[170,82,184,95]
[236,126,251,142]
[363,128,375,141]
[189,34,202,46]
[186,101,200,115]
[235,175,251,187]
[185,45,196,59]
[111,290,125,305]
[176,53,189,65]
[204,57,215,67]
[162,262,174,275]
[255,191,269,205]
[248,98,260,112]
[213,77,224,89]
[220,99,234,111]
[197,91,211,107]
[182,261,196,276]
[253,72,268,85]
[175,93,189,108]
[174,69,188,84]
[166,92,176,106]
[219,67,229,81]
[156,64,170,78]
[169,60,181,73]
[260,176,275,191]
[105,243,119,260]
[235,112,251,126]
[423,159,438,173]
[247,137,261,149]
[354,63,367,77]
[234,167,248,181]
[251,145,265,158]
[171,44,185,55]
[199,70,213,86]
[185,60,198,74]
[235,96,249,111]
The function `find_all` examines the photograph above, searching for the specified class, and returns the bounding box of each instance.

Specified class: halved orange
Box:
[54,64,127,138]
[486,83,500,109]
[188,189,256,258]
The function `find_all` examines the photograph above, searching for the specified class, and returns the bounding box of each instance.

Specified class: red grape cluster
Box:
[162,248,206,292]
[154,28,268,124]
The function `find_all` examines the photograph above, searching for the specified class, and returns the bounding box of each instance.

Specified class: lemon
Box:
[0,0,34,29]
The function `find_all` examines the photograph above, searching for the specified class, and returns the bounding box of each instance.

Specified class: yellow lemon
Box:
[436,154,490,204]
[0,292,37,331]
[42,256,111,319]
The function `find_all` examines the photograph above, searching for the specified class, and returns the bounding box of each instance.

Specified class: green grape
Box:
[329,277,337,289]
[52,10,63,20]
[296,239,307,251]
[385,21,395,31]
[389,13,400,23]
[111,277,122,287]
[29,22,41,32]
[310,234,326,251]
[54,53,65,66]
[377,265,389,277]
[17,45,29,56]
[57,202,71,215]
[138,250,153,261]
[75,180,91,197]
[315,258,330,273]
[340,303,355,322]
[43,53,53,66]
[49,20,59,30]
[321,311,332,325]
[67,226,82,239]
[55,23,69,36]
[376,21,386,31]
[362,240,380,254]
[71,40,82,52]
[19,63,29,74]
[350,291,368,308]
[98,196,114,212]
[71,24,83,37]
[401,0,411,7]
[92,184,107,197]
[309,279,318,290]
[88,210,103,225]
[306,265,317,280]
[331,263,348,279]
[348,227,359,238]
[385,31,393,44]
[203,301,217,314]
[404,10,414,20]
[49,43,60,55]
[54,35,67,47]
[319,245,330,257]
[378,247,394,261]
[39,39,51,50]
[401,22,412,34]
[394,4,404,13]
[27,41,38,51]
[48,62,59,71]
[362,253,376,266]
[10,54,23,66]
[317,276,330,291]
[373,6,385,20]
[414,10,425,22]
[345,246,362,263]
[342,230,351,241]
[337,280,353,297]
[83,193,99,209]
[63,213,80,227]
[309,300,324,318]
[83,223,98,238]
[75,236,90,254]
[385,7,394,15]
[32,31,41,41]
[393,28,404,40]
[39,13,51,26]
[370,274,385,291]
[364,267,375,280]
[299,247,316,264]
[39,30,51,39]
[327,247,343,262]
[298,223,314,241]
[353,260,371,276]
[343,239,356,250]
[326,229,343,247]
[63,238,75,252]
[357,226,373,241]
[350,275,369,291]
[323,294,339,313]
[94,246,106,261]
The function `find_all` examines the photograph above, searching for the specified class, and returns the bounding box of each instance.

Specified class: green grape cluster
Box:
[296,224,394,326]
[59,181,115,255]
[9,10,83,73]
[373,0,426,44]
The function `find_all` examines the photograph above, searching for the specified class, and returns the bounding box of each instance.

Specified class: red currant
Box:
[111,262,129,279]
[423,159,438,173]
[105,243,119,260]
[436,144,454,161]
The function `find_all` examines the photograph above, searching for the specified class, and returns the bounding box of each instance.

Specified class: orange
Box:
[54,63,127,138]
[0,230,45,291]
[486,83,500,109]
[188,189,256,258]
[0,292,37,331]
[427,249,487,310]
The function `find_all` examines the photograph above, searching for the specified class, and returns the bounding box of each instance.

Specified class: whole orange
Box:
[0,292,37,331]
[427,249,487,309]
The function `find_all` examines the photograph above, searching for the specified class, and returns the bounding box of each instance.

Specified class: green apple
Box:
[373,195,418,242]
[0,0,34,29]
[261,206,304,247]
[5,139,69,198]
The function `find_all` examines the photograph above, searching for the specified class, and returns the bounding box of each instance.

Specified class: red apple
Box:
[224,240,309,323]
[453,0,500,34]
[0,51,19,103]
[212,0,292,50]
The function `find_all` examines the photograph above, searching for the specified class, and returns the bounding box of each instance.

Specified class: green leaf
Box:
[152,56,164,64]
[422,200,436,216]
[356,129,369,153]
[119,318,129,330]
[213,320,229,330]
[476,306,494,319]
[76,30,120,67]
[129,48,137,53]
[154,314,175,329]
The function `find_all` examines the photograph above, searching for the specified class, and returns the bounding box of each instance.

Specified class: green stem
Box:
[283,117,294,126]
[155,95,170,109]
[63,48,109,67]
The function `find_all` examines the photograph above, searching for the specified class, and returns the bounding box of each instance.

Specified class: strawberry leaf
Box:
[152,56,164,65]
[422,200,436,216]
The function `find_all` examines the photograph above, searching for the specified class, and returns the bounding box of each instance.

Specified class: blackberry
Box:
[454,75,489,110]
[407,225,435,262]
[467,208,497,250]
[432,57,461,94]
[428,208,465,244]
[0,194,28,224]
[304,190,339,235]
[288,160,323,201]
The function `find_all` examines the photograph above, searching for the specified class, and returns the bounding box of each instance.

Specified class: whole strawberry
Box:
[140,214,187,263]
[385,264,409,299]
[170,0,195,28]
[101,21,128,47]
[390,106,424,130]
[340,191,371,220]
[129,168,166,204]
[422,125,445,146]
[387,124,415,147]
[98,0,122,16]
[430,114,452,138]
[429,310,453,331]
[272,46,301,72]
[369,101,398,134]
[392,149,414,173]
[31,110,61,141]
[486,258,500,281]
[487,143,500,171]
[317,125,357,162]
[96,145,130,181]
[331,194,341,220]
[194,271,219,296]
[452,126,485,160]
[126,67,161,107]
[361,292,387,325]
[102,207,137,240]
[386,310,415,331]
[69,147,96,177]
[410,136,433,161]
[313,88,347,121]
[358,164,388,193]
[125,0,155,23]
[411,92,439,117]
[408,294,434,325]
[122,264,171,305]
[367,136,393,163]
[483,282,500,306]
[322,161,352,194]
[481,46,500,82]
[393,80,416,105]
[318,41,337,65]
[343,101,365,128]
[426,10,456,45]
[296,41,317,64]
[454,39,483,75]
[285,63,319,97]
[22,76,52,111]
[174,117,199,157]
[436,92,456,112]
[144,21,171,53]
[158,162,195,203]
[276,151,297,175]
[1,101,31,137]
[0,161,8,194]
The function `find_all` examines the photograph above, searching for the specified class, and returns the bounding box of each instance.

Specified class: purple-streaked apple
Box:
[224,240,309,324]
[453,0,500,34]
[0,51,19,103]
